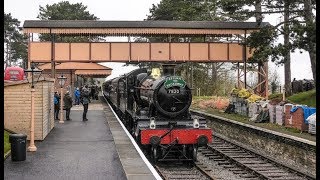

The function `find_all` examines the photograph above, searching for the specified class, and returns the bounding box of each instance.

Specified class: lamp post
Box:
[24,63,42,152]
[57,75,67,124]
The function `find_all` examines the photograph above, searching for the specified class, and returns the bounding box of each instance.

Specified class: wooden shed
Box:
[4,78,55,140]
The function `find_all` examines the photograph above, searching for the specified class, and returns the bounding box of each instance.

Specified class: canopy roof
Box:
[38,62,112,77]
[75,70,111,77]
[24,20,270,29]
[23,20,270,35]
[38,62,112,70]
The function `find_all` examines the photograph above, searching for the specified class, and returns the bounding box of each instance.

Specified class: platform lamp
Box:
[57,74,67,124]
[24,63,42,152]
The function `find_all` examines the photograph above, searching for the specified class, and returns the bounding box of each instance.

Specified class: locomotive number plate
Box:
[168,89,180,94]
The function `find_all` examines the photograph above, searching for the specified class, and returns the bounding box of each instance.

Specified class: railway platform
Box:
[4,99,159,180]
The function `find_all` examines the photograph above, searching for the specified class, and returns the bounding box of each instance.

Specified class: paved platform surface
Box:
[4,102,127,180]
[101,101,158,180]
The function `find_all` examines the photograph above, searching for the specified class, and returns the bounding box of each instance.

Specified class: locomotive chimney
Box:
[162,64,176,76]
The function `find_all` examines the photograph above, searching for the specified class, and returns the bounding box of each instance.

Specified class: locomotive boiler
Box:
[103,65,212,162]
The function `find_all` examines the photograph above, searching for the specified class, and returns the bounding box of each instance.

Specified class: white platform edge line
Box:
[105,96,162,180]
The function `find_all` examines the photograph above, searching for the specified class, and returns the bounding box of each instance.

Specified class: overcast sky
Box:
[4,0,314,84]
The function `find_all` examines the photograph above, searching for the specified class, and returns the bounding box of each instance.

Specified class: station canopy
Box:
[38,62,112,78]
[23,20,270,36]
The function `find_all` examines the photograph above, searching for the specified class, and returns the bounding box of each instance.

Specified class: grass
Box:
[269,89,316,107]
[4,130,11,155]
[287,89,316,107]
[269,93,283,100]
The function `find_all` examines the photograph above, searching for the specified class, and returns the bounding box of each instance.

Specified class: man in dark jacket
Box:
[81,85,90,121]
[54,91,60,120]
[63,91,73,121]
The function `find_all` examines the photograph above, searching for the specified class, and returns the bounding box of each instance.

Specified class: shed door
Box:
[47,83,53,131]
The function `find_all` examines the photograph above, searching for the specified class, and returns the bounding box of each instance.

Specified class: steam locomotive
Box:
[102,66,212,162]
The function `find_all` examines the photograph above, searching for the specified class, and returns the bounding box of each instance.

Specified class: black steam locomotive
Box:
[103,66,212,162]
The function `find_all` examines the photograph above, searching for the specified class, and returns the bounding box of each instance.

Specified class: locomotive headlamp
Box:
[150,117,156,129]
[151,68,161,79]
[193,118,199,129]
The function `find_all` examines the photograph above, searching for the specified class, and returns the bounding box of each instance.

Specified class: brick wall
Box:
[284,105,308,131]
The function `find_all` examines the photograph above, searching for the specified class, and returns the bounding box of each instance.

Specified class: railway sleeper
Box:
[219,150,246,154]
[219,151,248,155]
[229,168,246,172]
[213,146,237,149]
[270,176,307,180]
[211,143,225,146]
[252,169,284,173]
[238,160,266,164]
[245,163,275,167]
[228,155,256,158]
[239,174,258,178]
[222,165,236,168]
[204,154,219,157]
[233,158,262,162]
[169,175,201,178]
[263,172,293,177]
[209,156,223,160]
[233,171,251,175]
[210,144,230,147]
[212,158,227,162]
[255,169,287,173]
[211,145,235,149]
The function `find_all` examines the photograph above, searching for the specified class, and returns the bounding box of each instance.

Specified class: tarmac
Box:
[4,100,157,180]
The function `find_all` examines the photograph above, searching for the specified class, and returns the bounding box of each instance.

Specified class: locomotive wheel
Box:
[192,146,198,162]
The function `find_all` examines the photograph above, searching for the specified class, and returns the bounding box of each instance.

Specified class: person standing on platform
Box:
[74,87,81,105]
[63,91,73,121]
[81,85,90,121]
[91,85,96,100]
[54,91,60,120]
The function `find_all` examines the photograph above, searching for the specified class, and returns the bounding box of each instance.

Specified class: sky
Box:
[4,0,314,84]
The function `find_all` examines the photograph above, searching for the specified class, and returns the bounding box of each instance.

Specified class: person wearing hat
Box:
[81,85,90,121]
[63,91,73,121]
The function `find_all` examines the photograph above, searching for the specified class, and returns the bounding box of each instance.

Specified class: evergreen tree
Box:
[37,1,99,42]
[4,13,28,69]
[218,0,316,94]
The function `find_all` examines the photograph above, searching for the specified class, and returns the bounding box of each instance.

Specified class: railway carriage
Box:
[103,66,212,162]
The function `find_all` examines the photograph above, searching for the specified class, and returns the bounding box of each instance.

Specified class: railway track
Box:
[198,135,315,180]
[154,162,217,180]
[103,96,314,179]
